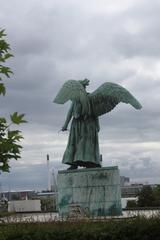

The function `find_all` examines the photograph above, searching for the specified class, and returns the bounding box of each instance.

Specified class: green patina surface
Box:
[57,166,122,216]
[54,80,142,169]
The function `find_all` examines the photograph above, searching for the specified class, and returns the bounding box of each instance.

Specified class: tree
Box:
[126,200,137,208]
[152,185,160,207]
[0,29,27,172]
[40,198,55,212]
[137,185,155,207]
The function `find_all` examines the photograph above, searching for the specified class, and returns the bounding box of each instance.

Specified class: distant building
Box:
[0,190,36,201]
[121,183,159,198]
[36,192,57,198]
[120,176,130,186]
[121,184,144,197]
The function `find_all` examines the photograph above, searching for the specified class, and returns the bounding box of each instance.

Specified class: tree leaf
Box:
[0,29,6,38]
[8,130,23,141]
[0,117,7,124]
[10,112,27,124]
[0,83,6,95]
[0,66,13,77]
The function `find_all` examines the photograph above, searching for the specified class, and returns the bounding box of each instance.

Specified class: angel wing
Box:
[53,80,90,114]
[89,82,142,117]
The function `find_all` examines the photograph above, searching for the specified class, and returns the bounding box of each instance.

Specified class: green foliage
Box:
[0,217,160,240]
[0,113,26,172]
[10,112,27,125]
[0,211,14,218]
[40,196,57,212]
[137,186,154,207]
[41,198,54,212]
[0,83,6,95]
[11,193,21,200]
[0,28,27,172]
[153,186,160,206]
[137,185,160,207]
[126,200,137,208]
[0,29,13,95]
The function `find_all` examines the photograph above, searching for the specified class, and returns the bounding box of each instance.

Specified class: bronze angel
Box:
[54,79,142,169]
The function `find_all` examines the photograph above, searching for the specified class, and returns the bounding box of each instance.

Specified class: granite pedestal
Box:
[57,166,122,217]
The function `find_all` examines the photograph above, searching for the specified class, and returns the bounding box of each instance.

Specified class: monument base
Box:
[57,166,122,217]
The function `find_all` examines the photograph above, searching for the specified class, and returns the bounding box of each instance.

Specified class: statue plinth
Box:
[57,166,122,217]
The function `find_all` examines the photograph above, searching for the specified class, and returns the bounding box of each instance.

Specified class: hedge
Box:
[0,216,160,240]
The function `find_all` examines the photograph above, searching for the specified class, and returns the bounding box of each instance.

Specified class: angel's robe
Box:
[62,100,102,167]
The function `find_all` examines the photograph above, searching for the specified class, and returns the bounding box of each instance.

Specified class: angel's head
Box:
[79,78,90,89]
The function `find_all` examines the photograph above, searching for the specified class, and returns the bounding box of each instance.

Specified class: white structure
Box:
[51,168,58,192]
[8,200,41,212]
[121,197,138,209]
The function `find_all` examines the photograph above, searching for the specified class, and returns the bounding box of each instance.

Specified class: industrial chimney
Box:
[47,154,51,191]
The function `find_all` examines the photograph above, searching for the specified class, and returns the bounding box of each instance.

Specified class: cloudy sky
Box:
[0,0,160,191]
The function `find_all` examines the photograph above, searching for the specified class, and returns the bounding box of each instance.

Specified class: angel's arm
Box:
[62,102,74,131]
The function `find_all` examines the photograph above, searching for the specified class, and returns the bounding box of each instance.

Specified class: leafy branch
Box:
[0,28,27,172]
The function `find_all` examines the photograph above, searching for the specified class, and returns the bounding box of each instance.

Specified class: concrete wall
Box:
[8,200,41,212]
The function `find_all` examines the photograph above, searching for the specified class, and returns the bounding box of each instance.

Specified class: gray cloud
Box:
[0,0,160,190]
[0,161,64,191]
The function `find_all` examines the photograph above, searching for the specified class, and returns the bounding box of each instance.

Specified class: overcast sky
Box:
[0,0,160,191]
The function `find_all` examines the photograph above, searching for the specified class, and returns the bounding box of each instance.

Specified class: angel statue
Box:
[54,79,142,170]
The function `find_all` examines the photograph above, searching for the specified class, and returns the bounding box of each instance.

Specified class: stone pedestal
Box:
[57,166,122,217]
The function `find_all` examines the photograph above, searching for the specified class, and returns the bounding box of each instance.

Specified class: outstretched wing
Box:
[53,80,89,114]
[89,82,142,117]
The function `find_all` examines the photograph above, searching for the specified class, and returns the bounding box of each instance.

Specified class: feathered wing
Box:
[53,80,89,114]
[89,82,142,117]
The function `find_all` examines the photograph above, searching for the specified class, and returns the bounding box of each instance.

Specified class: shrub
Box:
[0,216,160,240]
